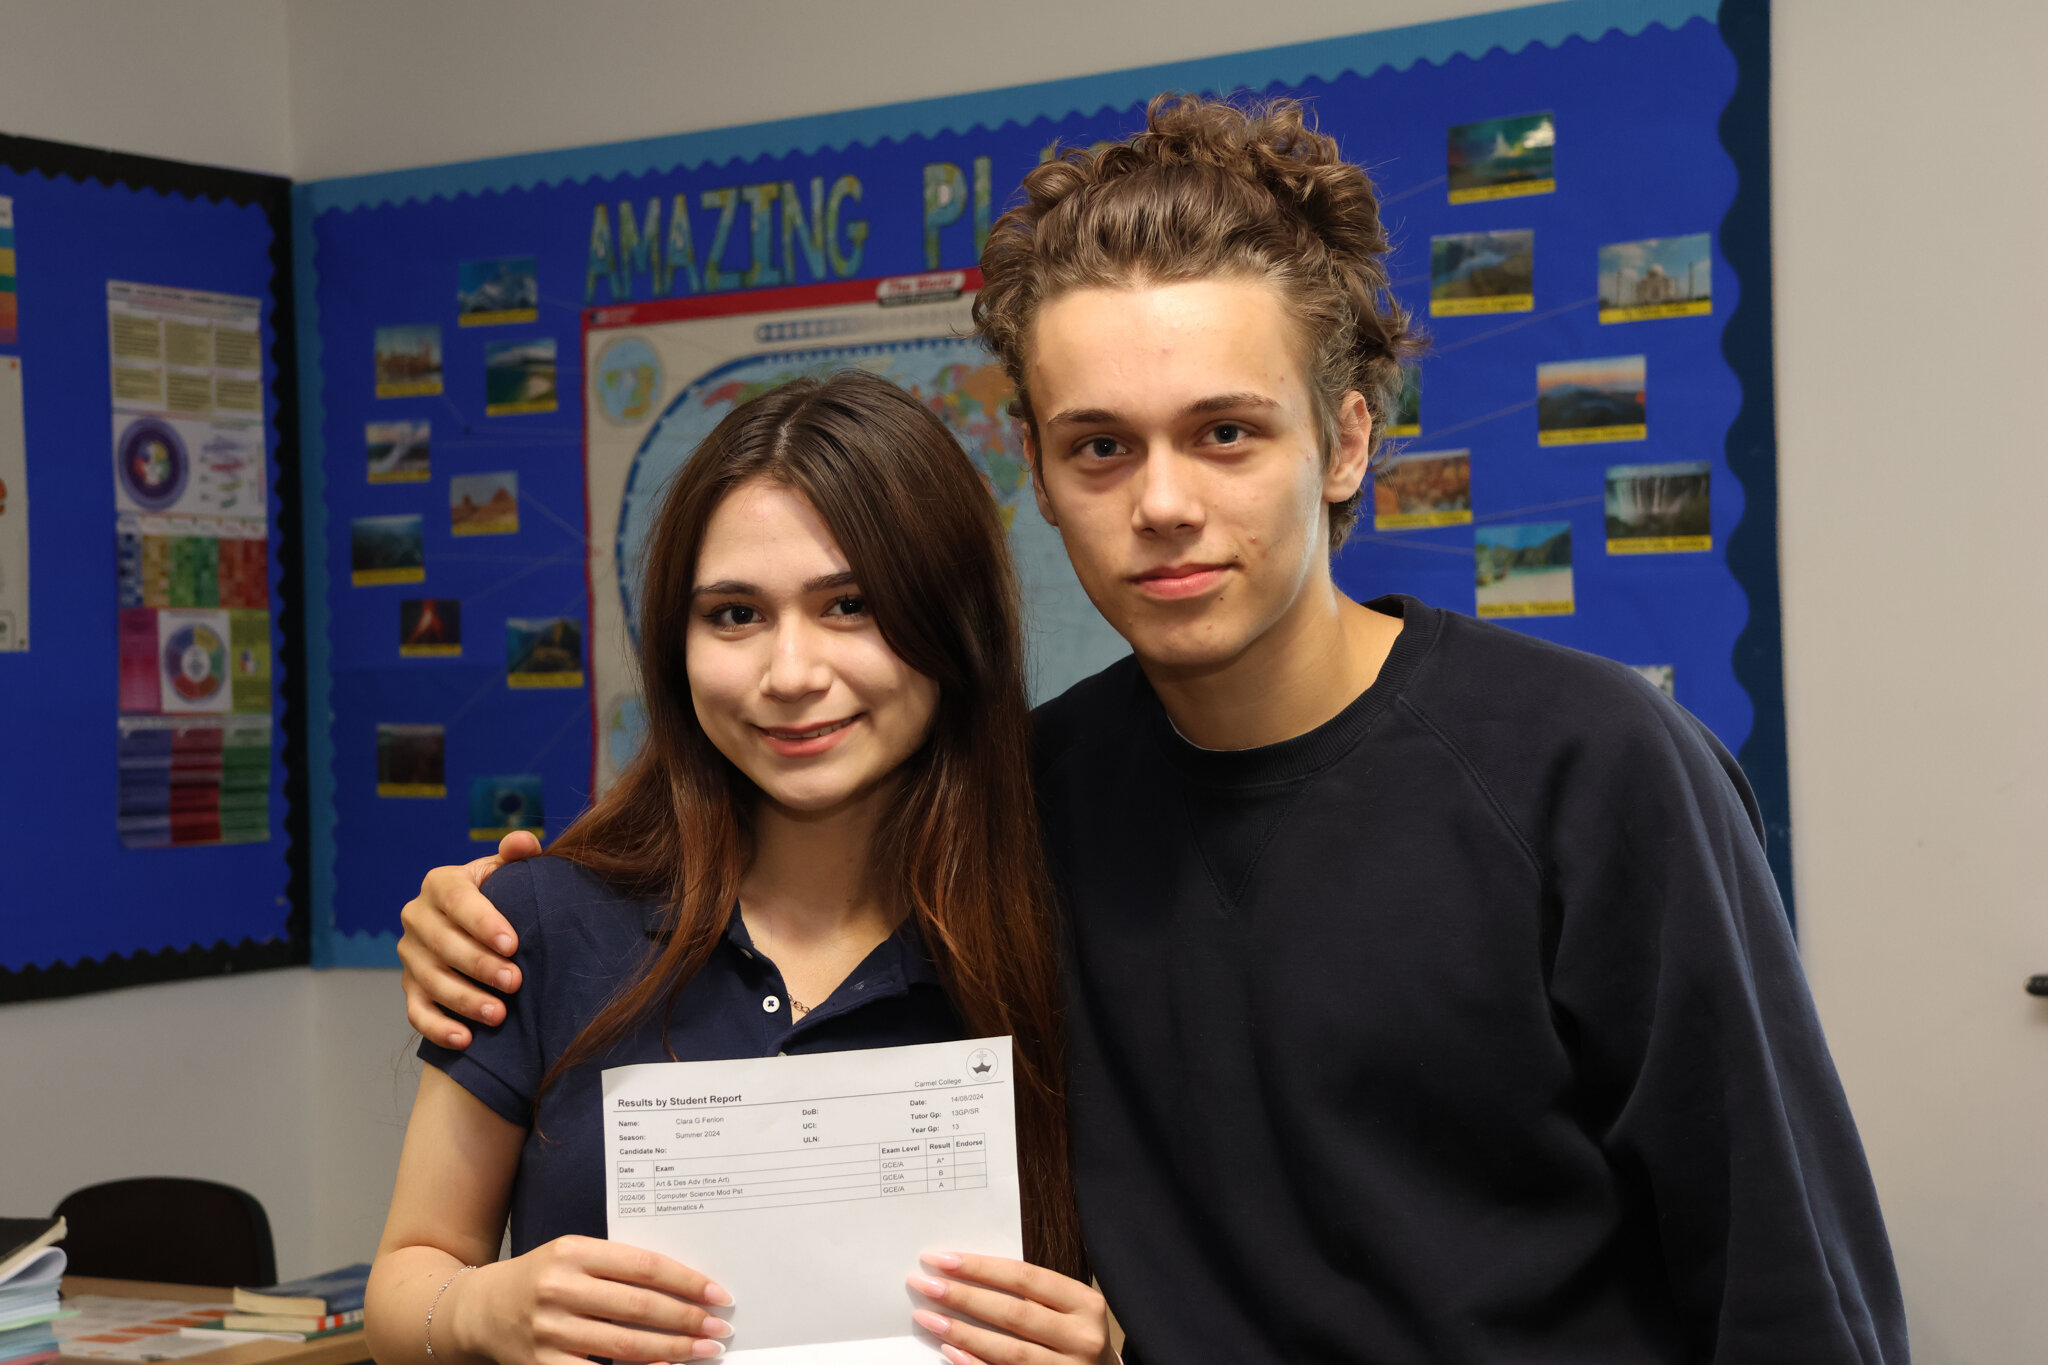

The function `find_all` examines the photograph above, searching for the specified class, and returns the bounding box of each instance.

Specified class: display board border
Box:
[0,134,309,1003]
[1711,0,1791,911]
[300,0,1718,215]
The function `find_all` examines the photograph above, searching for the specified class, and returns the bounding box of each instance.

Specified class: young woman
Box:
[364,371,1113,1365]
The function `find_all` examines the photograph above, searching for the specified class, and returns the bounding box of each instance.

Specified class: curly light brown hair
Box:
[974,93,1421,546]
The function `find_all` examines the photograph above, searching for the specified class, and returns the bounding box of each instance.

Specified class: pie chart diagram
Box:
[163,622,227,703]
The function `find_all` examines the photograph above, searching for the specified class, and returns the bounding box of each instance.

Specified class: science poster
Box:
[108,282,272,848]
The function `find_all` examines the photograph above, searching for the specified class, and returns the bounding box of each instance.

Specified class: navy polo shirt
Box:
[419,855,964,1255]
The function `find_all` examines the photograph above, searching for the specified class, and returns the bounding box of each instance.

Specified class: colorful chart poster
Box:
[228,607,271,711]
[115,714,270,848]
[0,355,26,651]
[0,195,15,345]
[106,282,271,847]
[117,515,268,612]
[156,608,232,714]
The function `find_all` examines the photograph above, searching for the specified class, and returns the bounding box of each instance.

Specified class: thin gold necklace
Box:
[746,907,817,1017]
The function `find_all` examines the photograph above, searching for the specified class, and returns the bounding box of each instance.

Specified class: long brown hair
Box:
[542,369,1085,1277]
[974,92,1423,546]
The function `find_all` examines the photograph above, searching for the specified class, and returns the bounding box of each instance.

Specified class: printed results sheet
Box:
[604,1038,1020,1362]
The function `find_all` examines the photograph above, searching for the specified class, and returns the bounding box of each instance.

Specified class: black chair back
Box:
[54,1177,276,1287]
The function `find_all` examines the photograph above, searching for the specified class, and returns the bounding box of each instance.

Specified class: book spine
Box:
[222,1309,364,1332]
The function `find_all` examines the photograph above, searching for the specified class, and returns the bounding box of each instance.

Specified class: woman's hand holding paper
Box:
[908,1251,1116,1365]
[448,1235,734,1364]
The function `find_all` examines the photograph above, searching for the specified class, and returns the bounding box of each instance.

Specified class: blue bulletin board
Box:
[296,0,1787,964]
[0,138,306,999]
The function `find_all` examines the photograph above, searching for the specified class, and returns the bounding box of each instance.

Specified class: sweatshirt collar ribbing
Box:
[1140,595,1439,788]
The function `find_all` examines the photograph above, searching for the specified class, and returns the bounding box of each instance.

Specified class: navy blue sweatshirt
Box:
[1034,596,1904,1364]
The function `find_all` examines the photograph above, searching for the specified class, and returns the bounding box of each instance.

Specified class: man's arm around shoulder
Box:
[398,830,543,1049]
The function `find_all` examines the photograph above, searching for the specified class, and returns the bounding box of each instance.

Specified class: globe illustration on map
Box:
[615,336,1127,716]
[605,693,650,774]
[595,336,664,425]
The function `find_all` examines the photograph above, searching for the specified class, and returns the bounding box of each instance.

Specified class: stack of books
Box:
[0,1217,69,1365]
[177,1264,370,1347]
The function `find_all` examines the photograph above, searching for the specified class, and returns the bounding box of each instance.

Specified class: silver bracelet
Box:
[424,1264,478,1358]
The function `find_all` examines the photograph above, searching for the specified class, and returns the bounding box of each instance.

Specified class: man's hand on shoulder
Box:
[398,830,542,1049]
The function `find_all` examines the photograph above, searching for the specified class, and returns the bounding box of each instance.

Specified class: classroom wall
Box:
[0,3,2042,1358]
[0,1,293,177]
[1772,4,2048,1359]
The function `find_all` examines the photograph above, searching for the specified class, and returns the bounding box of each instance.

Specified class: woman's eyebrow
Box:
[691,570,857,598]
[692,579,757,597]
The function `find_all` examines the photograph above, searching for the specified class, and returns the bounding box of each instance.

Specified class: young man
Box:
[394,98,1905,1363]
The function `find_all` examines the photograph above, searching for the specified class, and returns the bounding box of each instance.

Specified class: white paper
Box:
[604,1037,1021,1362]
[53,1296,234,1361]
[0,1244,60,1290]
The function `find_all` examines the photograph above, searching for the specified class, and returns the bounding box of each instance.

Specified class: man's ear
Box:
[1024,424,1059,528]
[1324,390,1372,505]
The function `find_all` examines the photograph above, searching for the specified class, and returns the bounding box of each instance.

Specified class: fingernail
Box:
[690,1341,724,1359]
[921,1251,963,1271]
[445,1031,466,1048]
[911,1309,950,1335]
[496,968,514,989]
[699,1316,732,1339]
[703,1282,734,1308]
[940,1347,975,1365]
[485,1003,503,1023]
[908,1274,949,1299]
[495,934,514,953]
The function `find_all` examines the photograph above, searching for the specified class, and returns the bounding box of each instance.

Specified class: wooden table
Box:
[58,1278,370,1365]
